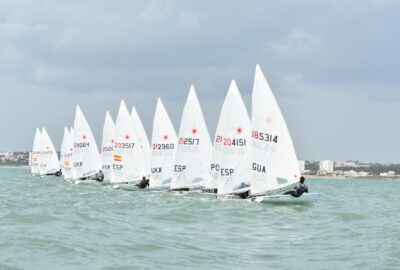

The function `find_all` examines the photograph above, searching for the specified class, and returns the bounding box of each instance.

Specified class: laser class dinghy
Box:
[205,80,252,197]
[72,105,103,185]
[249,65,321,203]
[111,100,147,190]
[170,86,212,191]
[149,98,177,190]
[39,127,62,176]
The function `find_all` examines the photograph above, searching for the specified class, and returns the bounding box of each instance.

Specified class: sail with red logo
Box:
[39,127,61,176]
[149,98,177,189]
[206,80,252,195]
[250,65,300,196]
[170,85,212,191]
[72,105,102,181]
[111,100,146,185]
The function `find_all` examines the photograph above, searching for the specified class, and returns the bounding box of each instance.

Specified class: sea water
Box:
[0,168,399,269]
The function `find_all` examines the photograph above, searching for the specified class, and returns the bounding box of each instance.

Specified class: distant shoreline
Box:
[304,174,400,181]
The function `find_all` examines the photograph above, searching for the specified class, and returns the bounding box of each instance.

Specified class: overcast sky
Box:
[0,0,399,163]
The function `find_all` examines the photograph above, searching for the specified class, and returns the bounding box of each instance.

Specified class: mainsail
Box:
[250,65,300,196]
[149,98,177,188]
[111,100,146,184]
[171,86,212,189]
[72,105,102,180]
[101,111,115,182]
[131,106,151,175]
[206,81,252,195]
[39,127,60,175]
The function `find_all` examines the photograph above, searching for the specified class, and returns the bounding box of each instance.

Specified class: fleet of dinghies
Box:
[30,65,320,202]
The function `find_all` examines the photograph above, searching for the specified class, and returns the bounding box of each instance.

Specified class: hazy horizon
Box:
[0,0,399,163]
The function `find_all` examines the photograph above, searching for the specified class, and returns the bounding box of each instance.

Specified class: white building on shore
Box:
[319,160,334,174]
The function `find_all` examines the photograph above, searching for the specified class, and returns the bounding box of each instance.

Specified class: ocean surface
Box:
[0,168,399,270]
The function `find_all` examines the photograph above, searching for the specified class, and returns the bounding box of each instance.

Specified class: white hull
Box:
[250,193,322,203]
[74,179,102,186]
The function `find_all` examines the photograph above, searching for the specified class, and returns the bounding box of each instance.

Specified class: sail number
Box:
[178,138,199,145]
[114,142,135,149]
[75,142,90,148]
[152,143,174,150]
[215,136,246,146]
[252,131,278,143]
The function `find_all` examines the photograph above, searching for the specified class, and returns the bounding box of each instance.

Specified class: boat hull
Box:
[250,193,322,203]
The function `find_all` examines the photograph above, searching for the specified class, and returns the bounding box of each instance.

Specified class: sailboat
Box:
[249,65,320,202]
[39,127,61,176]
[72,105,103,184]
[170,86,212,191]
[149,98,177,190]
[101,111,115,185]
[111,100,147,190]
[60,127,74,180]
[205,80,252,196]
[31,128,42,176]
[131,106,151,176]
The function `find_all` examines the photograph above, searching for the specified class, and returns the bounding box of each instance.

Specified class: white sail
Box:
[149,98,177,188]
[250,65,300,196]
[206,81,252,195]
[131,106,151,175]
[111,100,147,184]
[171,86,212,189]
[31,128,42,175]
[101,111,115,182]
[72,105,102,180]
[39,127,60,175]
[60,127,74,180]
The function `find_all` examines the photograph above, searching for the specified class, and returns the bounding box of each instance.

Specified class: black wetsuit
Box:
[284,183,308,197]
[137,178,149,189]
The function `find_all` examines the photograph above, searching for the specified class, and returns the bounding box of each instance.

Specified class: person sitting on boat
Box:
[92,170,104,182]
[283,176,308,197]
[137,176,149,189]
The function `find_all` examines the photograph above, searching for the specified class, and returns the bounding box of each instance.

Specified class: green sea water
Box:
[1,168,399,269]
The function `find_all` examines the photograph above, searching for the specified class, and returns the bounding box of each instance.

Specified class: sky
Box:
[0,0,399,163]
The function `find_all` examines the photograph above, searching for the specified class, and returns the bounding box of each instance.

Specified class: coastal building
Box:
[319,160,334,174]
[298,160,305,173]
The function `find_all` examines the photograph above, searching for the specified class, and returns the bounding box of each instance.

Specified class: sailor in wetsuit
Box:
[284,176,308,197]
[136,176,149,189]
